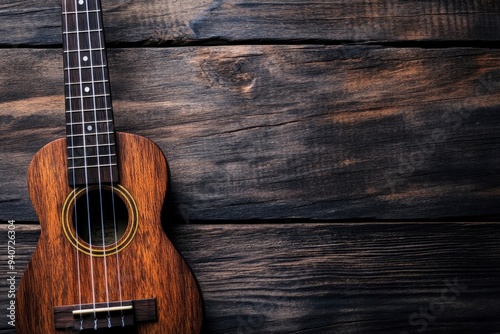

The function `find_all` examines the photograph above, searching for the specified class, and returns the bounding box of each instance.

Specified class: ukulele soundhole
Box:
[62,185,139,257]
[74,188,128,246]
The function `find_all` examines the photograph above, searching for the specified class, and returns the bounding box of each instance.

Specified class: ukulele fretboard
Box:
[62,0,119,186]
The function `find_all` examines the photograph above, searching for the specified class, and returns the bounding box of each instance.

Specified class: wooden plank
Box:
[0,0,499,46]
[1,46,500,221]
[0,222,499,333]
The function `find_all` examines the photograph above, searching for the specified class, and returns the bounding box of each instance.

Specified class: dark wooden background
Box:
[1,0,500,333]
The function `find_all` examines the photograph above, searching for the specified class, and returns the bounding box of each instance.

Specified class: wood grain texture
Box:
[2,2,498,334]
[1,46,500,221]
[15,133,202,333]
[1,222,500,333]
[0,0,499,46]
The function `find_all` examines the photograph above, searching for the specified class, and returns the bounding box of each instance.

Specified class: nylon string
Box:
[84,0,111,328]
[92,0,127,326]
[73,0,98,326]
[63,0,83,329]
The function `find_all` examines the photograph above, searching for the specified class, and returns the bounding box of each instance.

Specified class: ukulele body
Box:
[16,132,202,333]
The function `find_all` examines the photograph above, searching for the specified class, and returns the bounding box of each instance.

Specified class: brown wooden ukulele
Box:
[16,0,203,333]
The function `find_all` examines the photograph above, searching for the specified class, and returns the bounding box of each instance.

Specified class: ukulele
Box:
[16,0,203,333]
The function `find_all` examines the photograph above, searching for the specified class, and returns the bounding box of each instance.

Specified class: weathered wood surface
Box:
[1,1,499,333]
[1,222,500,333]
[1,0,500,46]
[2,46,500,221]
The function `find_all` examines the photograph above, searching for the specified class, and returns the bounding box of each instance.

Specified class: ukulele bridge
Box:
[54,298,157,330]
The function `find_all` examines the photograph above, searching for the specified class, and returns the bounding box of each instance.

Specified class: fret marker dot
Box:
[79,0,84,5]
[83,56,89,62]
[87,125,93,131]
[85,87,90,93]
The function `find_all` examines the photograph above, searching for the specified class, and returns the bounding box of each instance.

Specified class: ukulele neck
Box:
[62,0,119,187]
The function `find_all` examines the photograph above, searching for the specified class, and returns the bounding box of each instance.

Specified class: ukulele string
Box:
[64,0,83,324]
[74,1,98,323]
[94,0,126,323]
[84,0,112,325]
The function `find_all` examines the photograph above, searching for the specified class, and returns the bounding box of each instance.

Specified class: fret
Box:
[66,94,110,100]
[68,163,118,170]
[67,133,112,142]
[67,131,114,138]
[62,10,100,15]
[66,108,112,114]
[65,80,108,86]
[68,143,116,150]
[66,133,115,143]
[66,113,113,121]
[63,29,103,35]
[64,64,106,71]
[64,48,105,53]
[69,153,116,160]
